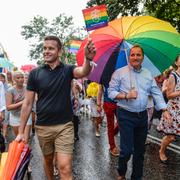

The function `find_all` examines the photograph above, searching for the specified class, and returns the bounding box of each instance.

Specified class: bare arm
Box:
[18,90,35,136]
[166,75,180,99]
[6,92,23,111]
[97,85,103,106]
[73,38,96,78]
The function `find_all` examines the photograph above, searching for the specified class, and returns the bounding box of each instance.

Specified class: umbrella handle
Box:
[90,61,97,67]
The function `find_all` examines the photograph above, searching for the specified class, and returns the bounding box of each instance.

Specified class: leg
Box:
[2,123,8,140]
[103,102,117,150]
[116,109,134,177]
[54,121,74,179]
[132,114,148,180]
[43,153,54,180]
[56,152,73,180]
[12,126,19,136]
[35,125,57,180]
[159,135,175,161]
[95,117,102,137]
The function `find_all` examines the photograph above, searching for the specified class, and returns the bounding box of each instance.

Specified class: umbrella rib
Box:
[124,17,171,38]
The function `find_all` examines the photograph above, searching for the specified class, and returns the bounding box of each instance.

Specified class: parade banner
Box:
[82,4,108,31]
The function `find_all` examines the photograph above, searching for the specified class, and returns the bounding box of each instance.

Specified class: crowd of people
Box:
[0,35,179,180]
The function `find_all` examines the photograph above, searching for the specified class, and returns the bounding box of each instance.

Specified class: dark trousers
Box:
[116,108,148,180]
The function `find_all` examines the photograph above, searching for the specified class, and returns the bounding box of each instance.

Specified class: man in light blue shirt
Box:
[108,44,171,180]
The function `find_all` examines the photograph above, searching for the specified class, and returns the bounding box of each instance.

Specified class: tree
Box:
[87,0,142,21]
[21,14,86,65]
[144,0,180,33]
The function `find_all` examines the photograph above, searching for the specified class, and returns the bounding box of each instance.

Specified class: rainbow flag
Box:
[68,40,82,54]
[82,4,108,31]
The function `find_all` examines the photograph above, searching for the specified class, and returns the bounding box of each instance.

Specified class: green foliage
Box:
[87,0,142,21]
[144,0,180,33]
[21,14,86,65]
[86,0,179,32]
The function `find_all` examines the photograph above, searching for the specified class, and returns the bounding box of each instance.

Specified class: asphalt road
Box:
[28,114,180,180]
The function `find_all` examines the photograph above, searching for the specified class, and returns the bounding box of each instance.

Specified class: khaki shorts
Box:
[35,121,74,155]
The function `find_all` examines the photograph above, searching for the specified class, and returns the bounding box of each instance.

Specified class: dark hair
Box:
[44,35,62,50]
[172,54,180,70]
[130,44,144,56]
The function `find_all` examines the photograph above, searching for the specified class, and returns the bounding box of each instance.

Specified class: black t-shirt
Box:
[27,63,76,126]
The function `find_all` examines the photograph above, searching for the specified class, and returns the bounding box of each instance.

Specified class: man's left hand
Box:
[84,38,96,61]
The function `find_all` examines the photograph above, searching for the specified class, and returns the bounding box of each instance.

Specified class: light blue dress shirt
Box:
[108,65,167,112]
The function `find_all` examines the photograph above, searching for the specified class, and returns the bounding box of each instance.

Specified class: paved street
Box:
[28,114,180,180]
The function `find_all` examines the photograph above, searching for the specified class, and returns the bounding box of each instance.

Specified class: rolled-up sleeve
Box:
[151,79,167,110]
[108,71,120,100]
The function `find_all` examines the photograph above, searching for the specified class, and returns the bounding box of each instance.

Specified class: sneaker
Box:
[95,132,100,137]
[110,147,119,156]
[53,166,59,176]
[27,165,32,173]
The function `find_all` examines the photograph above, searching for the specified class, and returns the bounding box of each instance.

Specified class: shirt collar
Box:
[128,64,143,73]
[42,62,64,70]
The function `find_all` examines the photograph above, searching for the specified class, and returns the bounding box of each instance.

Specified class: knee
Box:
[59,163,72,177]
[169,135,175,142]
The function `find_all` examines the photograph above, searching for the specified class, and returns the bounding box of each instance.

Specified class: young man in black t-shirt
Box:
[15,35,96,180]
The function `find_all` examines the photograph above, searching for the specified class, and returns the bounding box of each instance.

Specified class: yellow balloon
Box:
[86,82,99,97]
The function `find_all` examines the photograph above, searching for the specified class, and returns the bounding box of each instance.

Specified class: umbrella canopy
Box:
[0,57,14,70]
[77,16,180,85]
[20,64,37,72]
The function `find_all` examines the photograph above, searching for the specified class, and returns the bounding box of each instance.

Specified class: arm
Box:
[166,74,180,99]
[151,79,171,123]
[6,92,24,111]
[161,79,168,93]
[16,90,35,142]
[96,85,103,112]
[108,71,127,100]
[97,85,103,106]
[73,38,96,79]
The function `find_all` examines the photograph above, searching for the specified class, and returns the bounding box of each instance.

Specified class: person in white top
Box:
[0,81,6,121]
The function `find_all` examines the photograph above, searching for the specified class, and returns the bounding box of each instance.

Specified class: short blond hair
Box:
[12,71,24,81]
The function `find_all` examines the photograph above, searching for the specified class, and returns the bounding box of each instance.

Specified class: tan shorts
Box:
[35,121,74,155]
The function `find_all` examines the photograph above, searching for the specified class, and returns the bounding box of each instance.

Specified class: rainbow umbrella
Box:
[77,16,180,85]
[0,57,14,70]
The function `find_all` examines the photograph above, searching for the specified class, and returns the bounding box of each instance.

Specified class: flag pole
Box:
[124,43,134,89]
